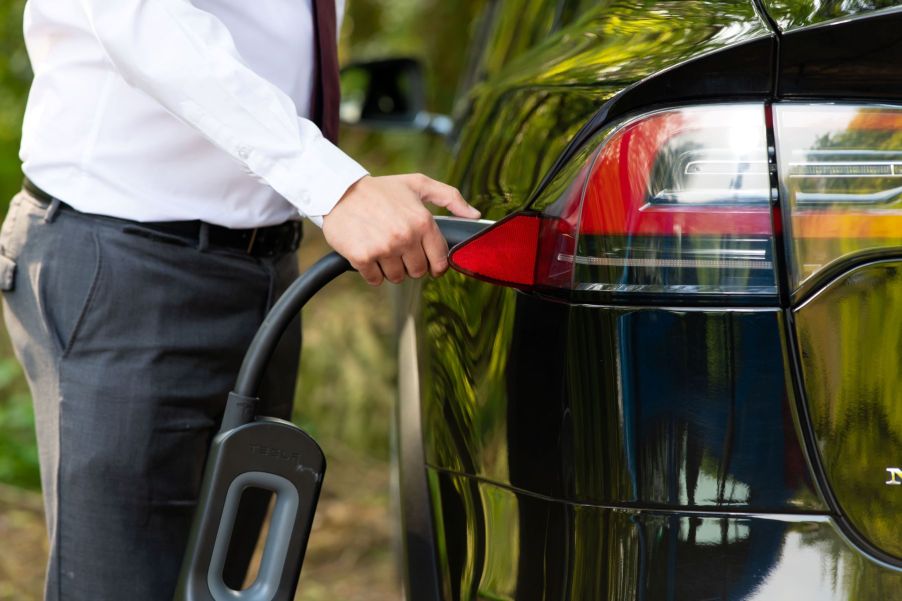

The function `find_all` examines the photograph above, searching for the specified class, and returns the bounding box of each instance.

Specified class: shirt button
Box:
[238,146,251,160]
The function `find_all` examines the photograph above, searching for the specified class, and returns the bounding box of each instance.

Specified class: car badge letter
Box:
[886,467,902,485]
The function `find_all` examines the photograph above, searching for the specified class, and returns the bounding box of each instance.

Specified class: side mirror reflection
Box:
[340,57,452,136]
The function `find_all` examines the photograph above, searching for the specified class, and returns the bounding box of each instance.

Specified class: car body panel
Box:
[778,8,902,101]
[419,279,822,512]
[758,0,902,32]
[429,471,902,601]
[794,260,902,560]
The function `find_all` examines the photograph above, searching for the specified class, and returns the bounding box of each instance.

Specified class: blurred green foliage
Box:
[0,0,31,489]
[0,354,39,489]
[0,0,29,202]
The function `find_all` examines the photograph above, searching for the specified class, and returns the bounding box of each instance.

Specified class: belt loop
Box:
[198,222,210,252]
[43,199,61,224]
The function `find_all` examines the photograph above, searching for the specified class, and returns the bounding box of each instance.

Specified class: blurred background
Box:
[0,1,480,598]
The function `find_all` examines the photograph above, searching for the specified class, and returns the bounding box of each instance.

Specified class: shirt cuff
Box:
[253,133,369,227]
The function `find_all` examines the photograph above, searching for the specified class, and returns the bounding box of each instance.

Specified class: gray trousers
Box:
[0,191,301,600]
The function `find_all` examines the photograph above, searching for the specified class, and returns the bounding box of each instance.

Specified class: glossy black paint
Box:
[778,9,902,101]
[759,0,902,31]
[394,218,489,601]
[429,471,902,600]
[420,283,821,512]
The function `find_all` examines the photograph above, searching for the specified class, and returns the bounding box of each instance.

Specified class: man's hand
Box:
[322,174,480,286]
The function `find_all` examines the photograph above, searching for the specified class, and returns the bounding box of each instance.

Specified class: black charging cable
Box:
[220,217,477,432]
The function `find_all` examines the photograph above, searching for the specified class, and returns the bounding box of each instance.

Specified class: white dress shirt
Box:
[20,0,367,228]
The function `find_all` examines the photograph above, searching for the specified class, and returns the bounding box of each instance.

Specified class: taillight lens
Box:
[452,104,779,297]
[774,104,902,289]
[448,213,541,287]
[565,105,775,295]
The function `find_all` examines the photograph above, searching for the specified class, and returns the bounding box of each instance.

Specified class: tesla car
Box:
[343,1,902,598]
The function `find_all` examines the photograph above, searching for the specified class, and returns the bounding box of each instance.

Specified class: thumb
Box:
[417,177,481,219]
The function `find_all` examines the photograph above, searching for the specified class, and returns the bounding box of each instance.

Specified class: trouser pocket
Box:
[0,255,16,292]
[0,194,25,291]
[35,223,104,355]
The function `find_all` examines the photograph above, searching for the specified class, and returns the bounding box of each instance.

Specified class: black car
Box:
[344,1,902,598]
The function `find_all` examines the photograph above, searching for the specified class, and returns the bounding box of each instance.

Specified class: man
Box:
[0,0,479,599]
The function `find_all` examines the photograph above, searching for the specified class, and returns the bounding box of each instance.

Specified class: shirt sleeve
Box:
[77,0,368,223]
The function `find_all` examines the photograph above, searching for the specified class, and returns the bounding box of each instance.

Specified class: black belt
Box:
[23,178,302,258]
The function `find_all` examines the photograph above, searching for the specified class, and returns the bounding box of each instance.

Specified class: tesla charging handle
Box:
[174,418,325,601]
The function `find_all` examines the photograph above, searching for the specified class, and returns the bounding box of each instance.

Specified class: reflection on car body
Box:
[346,1,902,599]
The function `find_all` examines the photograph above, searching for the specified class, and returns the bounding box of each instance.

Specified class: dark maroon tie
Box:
[312,0,340,144]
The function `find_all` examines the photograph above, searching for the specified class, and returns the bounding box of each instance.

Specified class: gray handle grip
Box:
[207,472,299,601]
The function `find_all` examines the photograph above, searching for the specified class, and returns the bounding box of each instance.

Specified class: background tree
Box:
[0,0,29,204]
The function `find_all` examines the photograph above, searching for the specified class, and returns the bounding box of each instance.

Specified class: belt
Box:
[23,178,302,258]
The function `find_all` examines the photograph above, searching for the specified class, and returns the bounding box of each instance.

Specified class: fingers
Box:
[401,245,429,279]
[422,219,450,277]
[413,175,481,219]
[322,173,473,287]
[379,256,406,285]
[356,260,384,287]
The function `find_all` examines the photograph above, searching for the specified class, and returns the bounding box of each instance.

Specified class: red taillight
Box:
[580,110,772,237]
[451,104,778,297]
[448,213,541,288]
